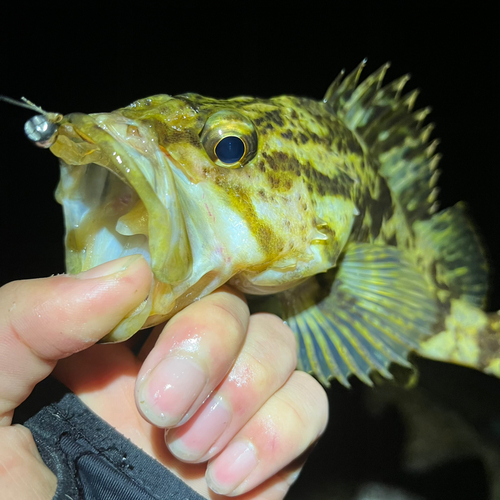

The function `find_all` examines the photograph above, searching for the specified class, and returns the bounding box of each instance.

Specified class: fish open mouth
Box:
[57,161,151,272]
[51,110,192,340]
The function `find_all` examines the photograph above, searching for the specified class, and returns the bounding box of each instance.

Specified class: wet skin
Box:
[0,256,328,499]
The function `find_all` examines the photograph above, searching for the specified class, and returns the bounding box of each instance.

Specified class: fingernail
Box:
[206,440,258,495]
[137,357,207,428]
[167,395,232,462]
[75,255,145,280]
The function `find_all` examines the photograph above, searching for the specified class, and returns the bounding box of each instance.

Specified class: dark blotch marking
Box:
[386,234,398,247]
[281,130,294,140]
[346,137,364,156]
[310,132,322,143]
[260,156,295,191]
[365,178,393,238]
[254,110,285,131]
[298,133,309,145]
[262,151,287,172]
[257,224,275,249]
[478,328,500,369]
[262,151,303,177]
[302,162,353,198]
[349,206,368,242]
[265,110,285,127]
[228,183,281,257]
[259,151,304,191]
[268,173,281,189]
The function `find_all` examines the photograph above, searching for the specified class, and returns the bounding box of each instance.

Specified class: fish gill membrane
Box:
[2,63,500,387]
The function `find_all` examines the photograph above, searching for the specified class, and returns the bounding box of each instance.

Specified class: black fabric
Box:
[22,389,205,500]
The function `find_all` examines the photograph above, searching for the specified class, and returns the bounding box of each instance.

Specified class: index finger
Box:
[0,256,151,425]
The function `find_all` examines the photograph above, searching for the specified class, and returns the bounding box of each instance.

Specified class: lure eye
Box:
[200,110,257,168]
[215,136,245,164]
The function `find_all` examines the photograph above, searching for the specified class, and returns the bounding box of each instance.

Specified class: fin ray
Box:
[414,203,489,307]
[324,309,394,379]
[311,308,374,386]
[274,243,438,386]
[323,62,441,222]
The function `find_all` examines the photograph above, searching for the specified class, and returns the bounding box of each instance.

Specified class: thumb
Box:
[0,424,57,499]
[0,255,151,425]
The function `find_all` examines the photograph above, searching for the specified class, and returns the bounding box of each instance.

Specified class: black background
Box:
[1,2,499,499]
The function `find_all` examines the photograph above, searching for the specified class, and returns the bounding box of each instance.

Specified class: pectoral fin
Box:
[276,244,439,387]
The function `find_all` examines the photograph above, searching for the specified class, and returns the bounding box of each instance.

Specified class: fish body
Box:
[46,62,500,386]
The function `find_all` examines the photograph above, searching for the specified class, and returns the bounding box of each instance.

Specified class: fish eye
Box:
[200,110,257,168]
[215,136,246,164]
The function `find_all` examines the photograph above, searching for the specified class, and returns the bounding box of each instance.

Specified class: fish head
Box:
[50,93,360,340]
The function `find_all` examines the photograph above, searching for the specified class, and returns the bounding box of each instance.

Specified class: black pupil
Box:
[215,136,245,164]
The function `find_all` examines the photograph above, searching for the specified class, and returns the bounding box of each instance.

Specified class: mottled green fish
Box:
[10,61,500,386]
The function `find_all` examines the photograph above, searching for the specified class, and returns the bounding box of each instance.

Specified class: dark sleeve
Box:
[21,388,205,500]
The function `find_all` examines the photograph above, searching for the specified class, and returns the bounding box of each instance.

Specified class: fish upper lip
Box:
[52,111,192,285]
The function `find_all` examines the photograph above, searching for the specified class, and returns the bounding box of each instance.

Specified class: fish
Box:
[4,61,500,387]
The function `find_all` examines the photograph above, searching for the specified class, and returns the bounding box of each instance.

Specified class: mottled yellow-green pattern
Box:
[50,61,500,386]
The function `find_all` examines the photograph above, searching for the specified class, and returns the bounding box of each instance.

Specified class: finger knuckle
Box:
[232,314,297,393]
[0,424,34,449]
[208,297,249,340]
[252,313,297,365]
[12,424,35,446]
[287,372,329,434]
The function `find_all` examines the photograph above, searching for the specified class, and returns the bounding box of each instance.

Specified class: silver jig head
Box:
[0,95,62,148]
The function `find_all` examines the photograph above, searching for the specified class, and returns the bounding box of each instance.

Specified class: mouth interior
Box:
[61,162,151,273]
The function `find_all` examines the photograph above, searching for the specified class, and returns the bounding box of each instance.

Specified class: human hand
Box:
[0,255,328,499]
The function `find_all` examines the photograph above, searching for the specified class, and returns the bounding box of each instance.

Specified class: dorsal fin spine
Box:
[323,62,446,222]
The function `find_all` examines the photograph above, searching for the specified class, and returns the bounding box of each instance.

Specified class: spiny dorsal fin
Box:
[324,62,440,223]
